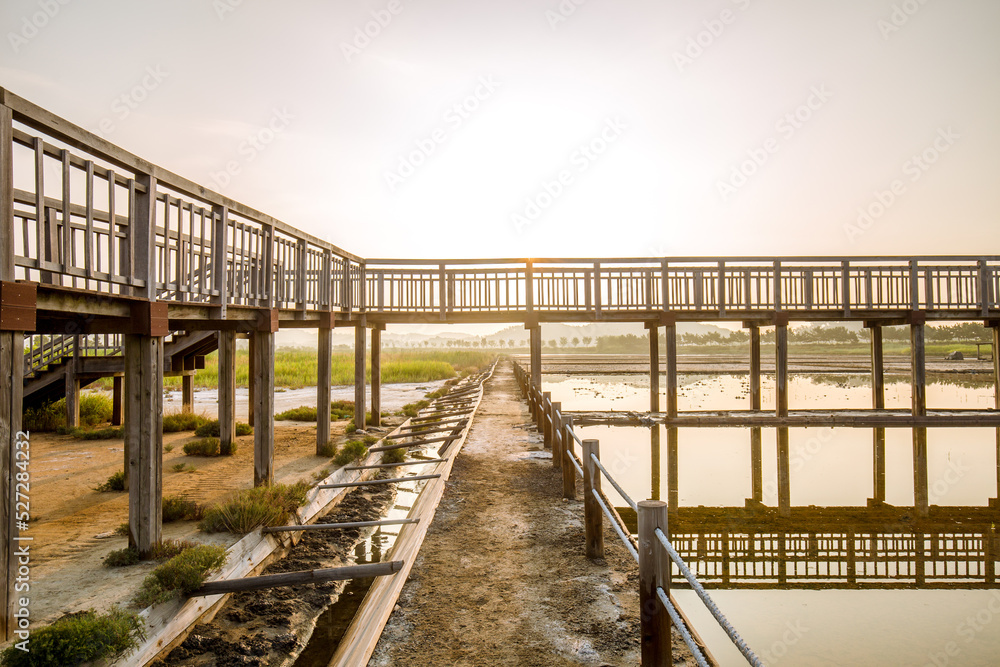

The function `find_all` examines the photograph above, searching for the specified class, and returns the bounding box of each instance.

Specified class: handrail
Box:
[655,528,764,667]
[589,453,638,512]
[656,588,711,667]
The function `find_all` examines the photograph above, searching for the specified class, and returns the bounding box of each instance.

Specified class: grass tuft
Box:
[194,419,252,438]
[95,470,126,493]
[275,406,318,421]
[198,482,311,534]
[162,496,202,523]
[133,545,227,607]
[317,442,336,458]
[333,440,368,467]
[0,609,144,666]
[162,412,211,433]
[183,438,220,456]
[380,447,407,465]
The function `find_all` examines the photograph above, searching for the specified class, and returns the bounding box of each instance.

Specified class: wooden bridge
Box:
[1,87,999,640]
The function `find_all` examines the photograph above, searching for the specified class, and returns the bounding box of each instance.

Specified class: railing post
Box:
[212,205,229,317]
[909,259,919,310]
[551,401,562,471]
[638,500,671,667]
[561,415,576,499]
[439,263,447,320]
[841,260,850,317]
[583,439,604,559]
[542,391,552,449]
[717,260,726,316]
[594,262,602,318]
[980,258,990,317]
[773,260,782,311]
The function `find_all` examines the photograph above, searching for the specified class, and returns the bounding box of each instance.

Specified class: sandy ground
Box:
[25,408,403,629]
[369,360,696,667]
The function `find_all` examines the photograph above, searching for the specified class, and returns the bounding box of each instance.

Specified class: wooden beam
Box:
[253,331,274,486]
[346,459,446,470]
[529,325,542,390]
[262,519,418,534]
[395,418,467,432]
[748,324,761,411]
[664,322,677,418]
[913,427,928,516]
[870,323,885,410]
[777,427,790,517]
[911,317,926,417]
[317,326,332,452]
[191,561,403,596]
[638,500,671,667]
[181,374,194,413]
[125,334,163,557]
[111,375,123,426]
[354,321,366,430]
[384,425,464,439]
[649,324,660,413]
[775,321,789,418]
[319,474,440,489]
[750,427,762,503]
[0,332,24,640]
[873,427,886,503]
[369,435,461,452]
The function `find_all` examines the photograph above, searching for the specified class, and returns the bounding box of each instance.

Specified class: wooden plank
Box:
[354,322,366,429]
[317,326,332,452]
[368,435,460,452]
[263,519,417,534]
[371,326,381,427]
[191,561,403,596]
[125,334,163,556]
[346,459,446,470]
[218,331,236,450]
[395,418,467,431]
[384,425,464,440]
[318,474,440,490]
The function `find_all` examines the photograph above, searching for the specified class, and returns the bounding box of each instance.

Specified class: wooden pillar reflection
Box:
[667,427,678,511]
[910,315,926,417]
[650,426,661,501]
[913,427,928,516]
[648,323,660,413]
[777,427,790,516]
[873,427,886,503]
[750,427,762,503]
[869,323,885,410]
[747,323,761,411]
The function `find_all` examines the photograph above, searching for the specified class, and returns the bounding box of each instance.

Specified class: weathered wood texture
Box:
[354,323,366,430]
[252,331,274,486]
[371,326,381,427]
[649,325,660,413]
[870,323,885,410]
[583,439,604,559]
[638,500,671,667]
[191,561,403,596]
[125,334,163,556]
[317,326,332,451]
[218,331,236,450]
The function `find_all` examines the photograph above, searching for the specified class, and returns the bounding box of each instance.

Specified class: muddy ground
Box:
[369,359,696,667]
[153,481,398,667]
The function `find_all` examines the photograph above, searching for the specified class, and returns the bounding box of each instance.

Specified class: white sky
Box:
[1,0,998,264]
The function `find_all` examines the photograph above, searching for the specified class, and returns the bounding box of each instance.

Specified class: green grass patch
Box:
[275,406,318,421]
[61,425,124,440]
[183,438,220,456]
[162,496,202,523]
[95,470,126,493]
[194,420,252,438]
[162,412,211,433]
[333,441,368,467]
[331,400,354,419]
[380,447,407,465]
[23,400,65,432]
[198,482,311,534]
[317,442,336,457]
[399,400,430,417]
[171,463,196,473]
[0,608,144,666]
[133,545,227,607]
[103,547,141,568]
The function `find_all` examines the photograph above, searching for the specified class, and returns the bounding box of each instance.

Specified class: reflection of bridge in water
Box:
[619,505,998,590]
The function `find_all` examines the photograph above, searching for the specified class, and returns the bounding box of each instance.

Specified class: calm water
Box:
[543,370,1000,667]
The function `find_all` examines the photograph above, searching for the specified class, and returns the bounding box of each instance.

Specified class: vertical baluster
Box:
[60,150,72,284]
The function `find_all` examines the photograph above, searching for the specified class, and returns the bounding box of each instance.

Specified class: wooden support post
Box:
[248,333,256,427]
[65,362,80,428]
[664,322,677,418]
[873,427,886,503]
[747,323,761,411]
[648,323,660,413]
[869,323,885,410]
[111,375,123,426]
[371,325,382,427]
[561,416,576,499]
[253,331,275,487]
[638,500,671,667]
[913,427,928,516]
[583,439,604,559]
[0,331,25,641]
[775,320,789,417]
[218,330,236,453]
[541,391,552,450]
[777,427,791,516]
[991,324,999,410]
[750,427,762,503]
[667,427,678,512]
[354,322,366,430]
[911,315,926,417]
[124,334,163,557]
[529,324,542,391]
[317,325,332,452]
[181,373,194,414]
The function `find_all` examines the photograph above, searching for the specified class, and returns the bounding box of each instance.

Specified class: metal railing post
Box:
[583,439,604,559]
[638,500,671,667]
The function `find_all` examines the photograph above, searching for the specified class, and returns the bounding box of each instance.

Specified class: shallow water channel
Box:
[544,370,1000,666]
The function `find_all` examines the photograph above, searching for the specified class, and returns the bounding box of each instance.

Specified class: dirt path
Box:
[369,360,695,667]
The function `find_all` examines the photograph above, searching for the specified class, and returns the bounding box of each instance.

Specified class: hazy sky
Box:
[1,0,998,262]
